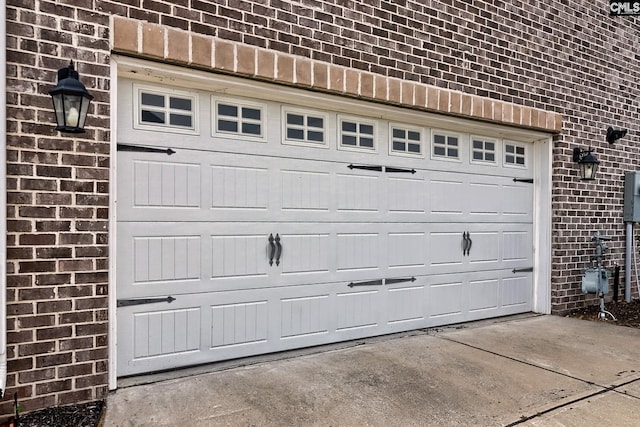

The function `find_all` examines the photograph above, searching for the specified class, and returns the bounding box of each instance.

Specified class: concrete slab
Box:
[439,315,640,386]
[103,315,640,426]
[523,385,640,426]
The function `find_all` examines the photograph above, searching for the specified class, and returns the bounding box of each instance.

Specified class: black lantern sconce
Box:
[48,61,93,133]
[573,147,599,181]
[606,127,627,144]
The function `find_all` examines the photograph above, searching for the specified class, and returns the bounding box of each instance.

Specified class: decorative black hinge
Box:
[117,296,176,307]
[348,279,383,288]
[117,144,176,155]
[385,276,416,285]
[512,178,533,183]
[348,164,383,172]
[385,167,416,174]
[512,267,533,274]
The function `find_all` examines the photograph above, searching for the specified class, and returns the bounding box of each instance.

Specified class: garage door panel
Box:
[132,159,201,208]
[386,284,425,325]
[387,176,427,215]
[427,280,464,321]
[210,300,269,348]
[280,294,330,339]
[336,289,380,331]
[211,235,270,279]
[388,232,427,269]
[210,164,270,210]
[281,169,331,212]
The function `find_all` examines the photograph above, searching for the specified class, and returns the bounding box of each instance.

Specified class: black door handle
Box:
[466,232,472,256]
[462,232,469,256]
[268,234,275,266]
[275,234,282,266]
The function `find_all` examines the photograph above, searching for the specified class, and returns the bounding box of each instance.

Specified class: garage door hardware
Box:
[512,267,533,274]
[462,232,473,256]
[348,277,416,287]
[385,167,416,174]
[117,296,176,307]
[117,143,176,155]
[347,164,416,174]
[268,234,283,266]
[385,276,417,285]
[348,279,383,287]
[348,164,383,172]
[512,178,533,183]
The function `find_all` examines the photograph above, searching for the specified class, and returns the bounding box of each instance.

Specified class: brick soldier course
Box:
[3,0,639,419]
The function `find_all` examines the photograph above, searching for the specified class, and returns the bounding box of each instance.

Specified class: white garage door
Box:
[116,79,535,376]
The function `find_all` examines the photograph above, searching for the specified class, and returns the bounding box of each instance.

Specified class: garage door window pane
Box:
[433,133,459,159]
[170,114,192,127]
[340,118,375,151]
[216,101,263,137]
[138,88,197,133]
[391,126,422,156]
[141,110,165,124]
[284,111,325,145]
[141,93,164,108]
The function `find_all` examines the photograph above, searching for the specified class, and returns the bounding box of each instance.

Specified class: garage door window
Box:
[283,108,326,147]
[215,99,264,138]
[339,116,376,151]
[432,132,459,159]
[390,125,422,156]
[471,138,496,163]
[135,86,197,133]
[504,142,526,167]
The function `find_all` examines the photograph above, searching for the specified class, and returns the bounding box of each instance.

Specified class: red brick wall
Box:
[4,0,639,417]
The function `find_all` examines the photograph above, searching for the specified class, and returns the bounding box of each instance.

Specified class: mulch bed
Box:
[8,401,104,427]
[565,299,640,328]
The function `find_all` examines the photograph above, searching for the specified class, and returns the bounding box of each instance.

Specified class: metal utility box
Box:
[624,171,640,222]
[582,268,609,294]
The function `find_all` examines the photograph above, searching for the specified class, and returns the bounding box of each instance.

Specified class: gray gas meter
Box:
[624,171,640,222]
[581,268,609,294]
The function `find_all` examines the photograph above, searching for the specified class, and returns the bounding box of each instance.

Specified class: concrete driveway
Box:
[103,315,640,426]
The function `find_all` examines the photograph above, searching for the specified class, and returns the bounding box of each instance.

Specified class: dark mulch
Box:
[13,401,103,427]
[566,299,640,328]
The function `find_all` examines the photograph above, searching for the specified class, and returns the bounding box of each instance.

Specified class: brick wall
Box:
[4,0,639,417]
[4,0,111,416]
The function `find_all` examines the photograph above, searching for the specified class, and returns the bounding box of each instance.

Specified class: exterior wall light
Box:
[606,127,627,144]
[48,61,93,133]
[573,147,599,181]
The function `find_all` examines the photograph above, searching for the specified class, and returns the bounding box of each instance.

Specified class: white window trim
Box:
[431,129,462,162]
[337,114,378,153]
[470,135,499,166]
[212,95,267,141]
[281,106,330,149]
[133,83,199,135]
[388,122,426,158]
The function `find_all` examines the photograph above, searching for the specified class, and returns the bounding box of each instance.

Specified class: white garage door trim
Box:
[108,56,552,388]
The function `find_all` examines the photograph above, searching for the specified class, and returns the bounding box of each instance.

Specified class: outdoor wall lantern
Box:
[606,127,627,144]
[573,147,599,181]
[48,61,93,133]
